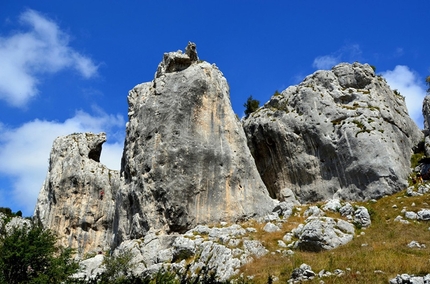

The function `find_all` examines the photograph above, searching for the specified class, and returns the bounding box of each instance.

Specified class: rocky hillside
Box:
[32,43,430,282]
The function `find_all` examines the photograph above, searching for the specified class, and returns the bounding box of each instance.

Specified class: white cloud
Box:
[382,65,426,128]
[0,110,124,215]
[312,44,363,70]
[0,9,98,107]
[312,55,340,70]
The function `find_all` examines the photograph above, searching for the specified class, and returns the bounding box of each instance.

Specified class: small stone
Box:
[405,211,418,220]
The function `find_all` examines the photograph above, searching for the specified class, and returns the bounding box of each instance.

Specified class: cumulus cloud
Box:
[312,55,340,70]
[0,9,98,107]
[312,44,363,70]
[382,65,426,128]
[0,110,124,216]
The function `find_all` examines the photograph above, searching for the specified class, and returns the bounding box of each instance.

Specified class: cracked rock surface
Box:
[34,132,120,255]
[115,46,274,244]
[243,62,423,203]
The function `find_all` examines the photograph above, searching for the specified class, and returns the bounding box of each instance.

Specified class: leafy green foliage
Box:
[100,249,136,283]
[243,95,260,118]
[0,220,78,284]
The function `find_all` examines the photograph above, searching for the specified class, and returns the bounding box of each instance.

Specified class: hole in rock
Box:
[88,143,102,162]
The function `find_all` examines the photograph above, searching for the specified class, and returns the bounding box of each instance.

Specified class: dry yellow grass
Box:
[237,189,430,284]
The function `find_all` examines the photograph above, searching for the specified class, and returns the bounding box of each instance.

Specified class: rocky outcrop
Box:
[292,217,355,252]
[243,62,423,203]
[34,133,120,255]
[73,197,369,282]
[0,213,31,235]
[114,43,275,244]
[390,274,430,284]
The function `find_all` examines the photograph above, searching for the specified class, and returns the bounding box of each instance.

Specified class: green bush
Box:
[100,249,136,283]
[0,220,78,284]
[243,95,260,118]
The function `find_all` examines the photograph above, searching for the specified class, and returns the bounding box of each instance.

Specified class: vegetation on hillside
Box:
[0,217,79,284]
[237,189,430,283]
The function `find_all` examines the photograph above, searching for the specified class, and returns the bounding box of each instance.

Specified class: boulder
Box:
[72,254,105,280]
[263,222,281,232]
[417,209,430,221]
[339,202,354,217]
[322,199,342,212]
[304,206,325,217]
[272,201,295,218]
[293,217,355,252]
[34,133,120,256]
[115,43,274,243]
[353,206,371,228]
[243,62,423,203]
[290,263,316,282]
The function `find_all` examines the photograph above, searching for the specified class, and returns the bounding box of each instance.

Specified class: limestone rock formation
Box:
[292,217,355,252]
[34,133,120,255]
[243,62,423,203]
[114,44,274,244]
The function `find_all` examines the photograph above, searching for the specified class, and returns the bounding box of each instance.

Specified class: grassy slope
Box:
[237,190,430,283]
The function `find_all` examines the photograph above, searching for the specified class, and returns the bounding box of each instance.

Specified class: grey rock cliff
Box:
[114,44,274,244]
[243,62,423,203]
[34,133,120,255]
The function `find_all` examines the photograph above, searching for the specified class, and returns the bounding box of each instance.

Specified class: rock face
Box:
[243,62,423,203]
[34,133,120,255]
[114,43,274,244]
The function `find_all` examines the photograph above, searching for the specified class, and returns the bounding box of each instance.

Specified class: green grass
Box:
[236,189,430,283]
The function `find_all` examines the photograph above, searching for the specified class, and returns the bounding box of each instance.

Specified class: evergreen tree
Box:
[243,95,260,118]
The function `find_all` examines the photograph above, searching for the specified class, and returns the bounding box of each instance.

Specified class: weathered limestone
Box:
[114,44,274,244]
[292,217,355,252]
[244,62,423,203]
[34,133,120,255]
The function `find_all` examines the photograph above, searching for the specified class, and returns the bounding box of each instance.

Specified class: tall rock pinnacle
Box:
[34,133,120,255]
[114,43,274,244]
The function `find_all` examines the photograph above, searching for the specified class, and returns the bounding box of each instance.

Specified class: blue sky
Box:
[1,1,429,216]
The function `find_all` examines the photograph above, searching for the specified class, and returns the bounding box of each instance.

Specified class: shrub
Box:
[0,220,78,284]
[99,249,136,283]
[243,96,260,118]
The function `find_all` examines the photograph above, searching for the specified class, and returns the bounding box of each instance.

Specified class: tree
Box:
[0,220,78,284]
[243,95,260,118]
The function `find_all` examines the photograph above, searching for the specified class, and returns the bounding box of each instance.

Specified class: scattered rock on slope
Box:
[34,132,120,255]
[115,43,275,244]
[243,62,423,203]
